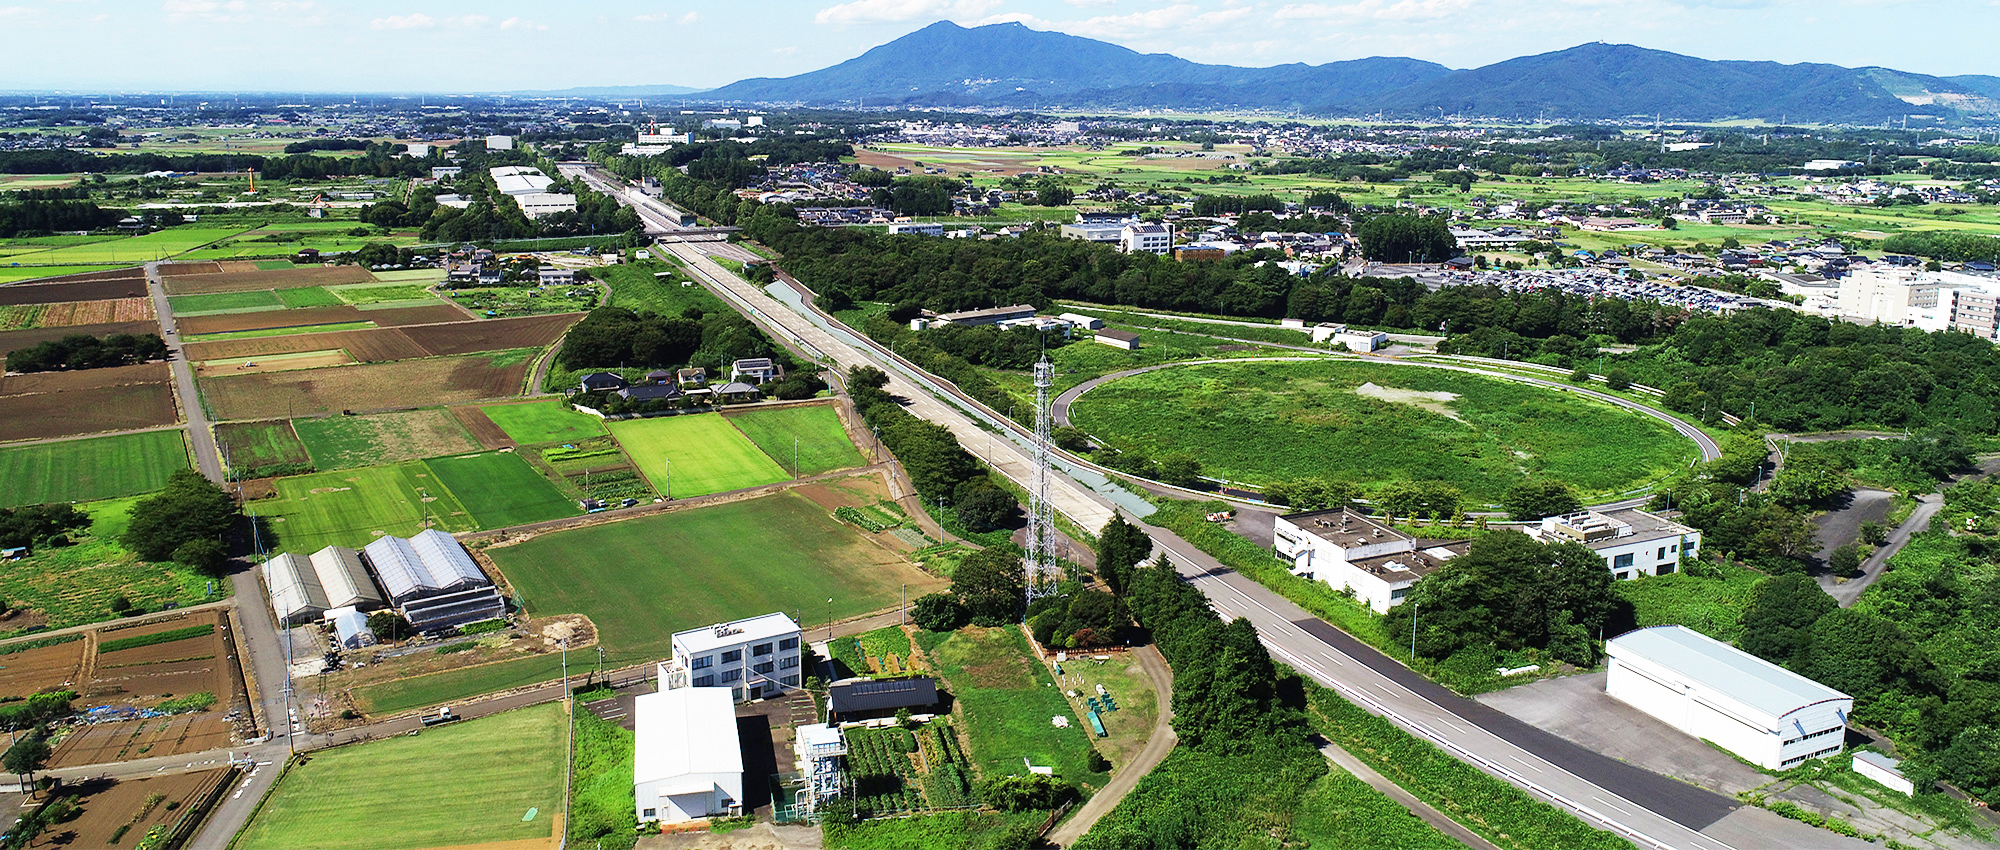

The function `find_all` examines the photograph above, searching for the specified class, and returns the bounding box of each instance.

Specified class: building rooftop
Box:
[634,687,744,790]
[1347,549,1448,583]
[937,304,1037,324]
[829,677,938,715]
[1095,329,1140,342]
[1608,625,1851,724]
[673,612,800,656]
[1540,509,1692,546]
[1280,508,1409,551]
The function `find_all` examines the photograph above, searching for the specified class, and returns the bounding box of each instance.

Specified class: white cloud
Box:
[1063,0,1117,6]
[369,11,434,29]
[814,0,1002,25]
[163,0,249,22]
[499,16,546,30]
[371,12,495,30]
[1275,0,1479,22]
[634,10,701,23]
[681,11,701,23]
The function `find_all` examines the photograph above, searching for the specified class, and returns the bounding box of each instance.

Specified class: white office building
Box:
[514,192,578,219]
[1528,509,1701,580]
[1836,267,2000,340]
[490,166,555,196]
[485,134,515,150]
[1060,211,1134,245]
[660,613,802,702]
[1606,625,1851,770]
[634,687,744,824]
[1272,508,1462,613]
[887,222,944,237]
[1121,222,1173,255]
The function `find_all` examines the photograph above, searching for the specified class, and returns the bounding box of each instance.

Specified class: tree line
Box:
[5,333,166,373]
[0,197,124,237]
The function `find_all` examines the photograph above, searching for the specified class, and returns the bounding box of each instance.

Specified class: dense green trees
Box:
[557,305,780,376]
[909,593,967,632]
[1386,532,1617,666]
[0,504,88,552]
[1028,586,1128,649]
[1737,574,1836,668]
[1355,214,1456,262]
[6,333,166,373]
[1503,480,1581,521]
[123,470,242,566]
[1125,560,1309,754]
[0,197,123,237]
[1093,515,1153,594]
[949,547,1025,627]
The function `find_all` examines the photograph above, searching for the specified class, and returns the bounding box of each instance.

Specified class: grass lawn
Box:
[235,703,565,850]
[920,626,1110,789]
[479,400,606,445]
[0,430,189,508]
[166,290,283,316]
[254,260,296,271]
[568,711,636,850]
[330,283,435,305]
[215,420,312,479]
[1614,562,1767,644]
[607,414,789,498]
[184,321,375,342]
[4,226,248,264]
[351,654,569,716]
[246,462,474,554]
[371,268,446,283]
[273,286,342,308]
[600,260,725,315]
[1052,652,1159,768]
[423,451,578,528]
[824,811,1048,850]
[1068,359,1695,504]
[486,490,943,657]
[724,404,865,476]
[292,409,481,471]
[0,265,129,285]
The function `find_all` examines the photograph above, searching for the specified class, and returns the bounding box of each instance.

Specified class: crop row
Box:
[834,506,893,533]
[98,624,214,655]
[844,726,922,813]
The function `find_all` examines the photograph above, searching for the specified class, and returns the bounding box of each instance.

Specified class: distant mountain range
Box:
[693,21,2000,123]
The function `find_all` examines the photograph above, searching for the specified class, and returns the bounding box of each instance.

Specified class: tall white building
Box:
[1607,625,1851,770]
[660,613,803,702]
[1836,267,2000,339]
[1121,222,1173,255]
[1527,509,1701,580]
[485,134,514,150]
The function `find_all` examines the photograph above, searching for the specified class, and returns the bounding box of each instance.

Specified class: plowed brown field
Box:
[0,384,178,441]
[183,327,427,363]
[164,266,375,294]
[160,261,223,276]
[200,353,531,419]
[0,322,158,360]
[401,313,580,356]
[178,305,368,335]
[0,640,86,696]
[452,405,513,449]
[0,362,169,395]
[0,278,148,305]
[43,767,233,847]
[35,297,156,326]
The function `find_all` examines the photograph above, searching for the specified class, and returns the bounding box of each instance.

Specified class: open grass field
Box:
[352,653,570,716]
[293,408,482,470]
[247,462,474,554]
[166,290,283,316]
[236,703,565,850]
[214,419,312,479]
[487,490,942,657]
[0,265,129,285]
[273,286,343,308]
[3,227,249,265]
[423,451,578,528]
[607,413,789,498]
[920,626,1110,789]
[724,403,865,477]
[1614,561,1766,644]
[478,400,606,445]
[1067,359,1696,504]
[329,282,435,305]
[600,260,725,315]
[198,349,535,420]
[0,430,189,508]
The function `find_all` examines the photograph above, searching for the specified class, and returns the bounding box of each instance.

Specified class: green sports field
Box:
[235,703,565,850]
[246,462,474,554]
[479,400,606,445]
[166,290,283,316]
[486,491,945,657]
[423,451,578,527]
[608,414,789,498]
[724,404,865,476]
[0,430,190,508]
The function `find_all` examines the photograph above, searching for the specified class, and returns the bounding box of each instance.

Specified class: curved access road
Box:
[1054,356,1721,511]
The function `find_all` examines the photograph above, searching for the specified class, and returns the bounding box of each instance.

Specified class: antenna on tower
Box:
[1024,356,1061,604]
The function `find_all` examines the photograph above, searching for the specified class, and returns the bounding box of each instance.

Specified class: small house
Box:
[677,367,707,385]
[713,381,761,401]
[538,267,576,286]
[580,372,628,393]
[1093,329,1141,350]
[618,384,681,403]
[294,248,321,263]
[730,358,781,384]
[643,369,676,385]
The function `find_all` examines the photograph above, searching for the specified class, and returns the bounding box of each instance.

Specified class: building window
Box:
[1657,561,1676,575]
[721,649,742,663]
[1658,546,1668,560]
[721,669,742,683]
[1389,587,1408,600]
[1613,553,1635,569]
[1616,572,1630,581]
[754,661,774,674]
[781,674,800,687]
[692,674,716,687]
[779,655,799,669]
[753,642,773,656]
[779,637,798,651]
[690,655,713,670]
[643,808,657,819]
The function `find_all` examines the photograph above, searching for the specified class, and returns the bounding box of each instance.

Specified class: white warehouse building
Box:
[1606,625,1851,770]
[633,687,743,824]
[660,613,802,703]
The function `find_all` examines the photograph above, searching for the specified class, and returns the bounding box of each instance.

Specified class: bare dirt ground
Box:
[33,766,232,849]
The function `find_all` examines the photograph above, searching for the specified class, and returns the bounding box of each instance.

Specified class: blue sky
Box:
[2,0,1997,92]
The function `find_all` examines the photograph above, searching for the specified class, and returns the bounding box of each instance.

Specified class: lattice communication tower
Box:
[1025,356,1062,602]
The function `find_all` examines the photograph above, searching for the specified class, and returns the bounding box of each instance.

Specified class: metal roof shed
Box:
[264,553,329,625]
[363,535,436,602]
[410,529,486,589]
[828,677,938,721]
[634,688,744,824]
[1606,625,1852,770]
[310,546,384,611]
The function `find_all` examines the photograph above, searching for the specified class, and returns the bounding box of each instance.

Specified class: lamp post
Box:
[1410,601,1419,660]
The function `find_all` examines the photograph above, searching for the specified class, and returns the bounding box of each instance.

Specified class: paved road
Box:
[1046,645,1176,847]
[1825,494,1939,607]
[144,262,222,482]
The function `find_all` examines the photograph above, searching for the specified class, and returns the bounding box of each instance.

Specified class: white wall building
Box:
[661,613,802,702]
[1853,751,1915,795]
[490,166,555,196]
[1528,509,1701,580]
[1059,220,1127,244]
[887,222,944,237]
[1836,267,2000,339]
[634,687,744,824]
[1333,328,1388,352]
[1606,625,1851,770]
[485,134,514,150]
[1272,509,1461,612]
[515,192,578,219]
[1121,223,1173,255]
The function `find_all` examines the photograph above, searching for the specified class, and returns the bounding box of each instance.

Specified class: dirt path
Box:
[1045,644,1176,847]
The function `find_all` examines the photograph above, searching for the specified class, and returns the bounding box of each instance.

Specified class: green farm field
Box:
[920,626,1110,789]
[0,265,128,285]
[214,419,312,479]
[247,462,473,554]
[723,404,865,476]
[607,414,789,498]
[274,286,343,308]
[3,227,250,264]
[479,400,606,445]
[486,490,944,658]
[351,654,569,716]
[235,703,565,850]
[1067,360,1696,504]
[330,283,435,305]
[0,534,219,632]
[423,451,578,528]
[167,290,283,316]
[0,430,189,508]
[293,409,482,471]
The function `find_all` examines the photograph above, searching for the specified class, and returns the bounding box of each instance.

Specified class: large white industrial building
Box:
[1836,267,2000,340]
[1606,625,1851,770]
[363,530,506,632]
[660,613,802,703]
[633,687,744,824]
[263,545,385,626]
